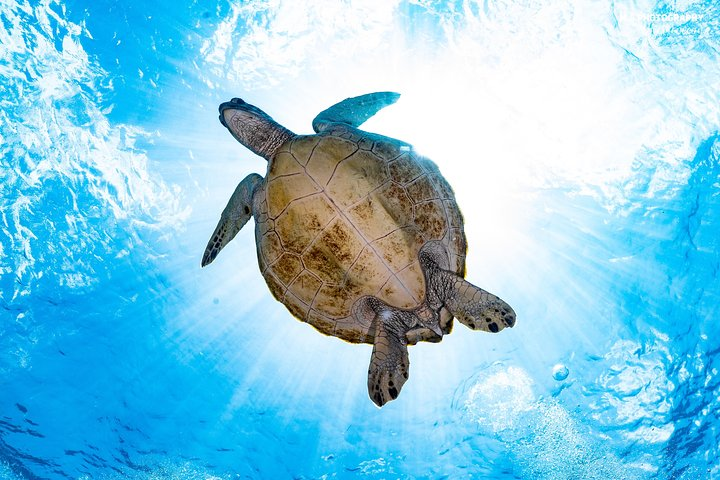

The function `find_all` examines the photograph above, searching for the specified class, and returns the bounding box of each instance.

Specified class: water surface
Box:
[1,1,719,478]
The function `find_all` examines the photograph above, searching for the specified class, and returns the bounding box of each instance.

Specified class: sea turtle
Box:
[202,92,516,406]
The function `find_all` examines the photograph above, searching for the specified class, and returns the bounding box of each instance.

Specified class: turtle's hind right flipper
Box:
[355,296,411,407]
[367,317,409,407]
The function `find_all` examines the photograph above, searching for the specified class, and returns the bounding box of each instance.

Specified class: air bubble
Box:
[552,364,569,381]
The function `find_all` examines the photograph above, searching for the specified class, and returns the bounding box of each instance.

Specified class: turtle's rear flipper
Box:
[356,297,410,407]
[312,92,400,133]
[418,241,516,333]
[367,318,409,407]
[441,271,516,333]
[202,173,262,267]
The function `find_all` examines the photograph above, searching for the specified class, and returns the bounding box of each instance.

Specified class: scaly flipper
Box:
[420,242,516,333]
[368,317,410,407]
[202,173,263,267]
[439,272,515,332]
[312,92,401,133]
[355,297,413,407]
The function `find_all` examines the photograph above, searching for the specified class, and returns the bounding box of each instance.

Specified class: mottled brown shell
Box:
[254,126,466,343]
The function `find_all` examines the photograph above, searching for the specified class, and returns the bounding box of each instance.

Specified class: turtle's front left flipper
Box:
[312,92,401,133]
[202,173,263,267]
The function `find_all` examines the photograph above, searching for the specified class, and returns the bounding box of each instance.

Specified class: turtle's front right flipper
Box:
[202,173,263,267]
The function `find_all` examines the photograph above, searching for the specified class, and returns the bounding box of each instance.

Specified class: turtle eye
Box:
[244,206,251,215]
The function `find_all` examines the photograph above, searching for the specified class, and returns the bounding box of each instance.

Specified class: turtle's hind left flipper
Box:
[441,271,516,333]
[419,242,516,333]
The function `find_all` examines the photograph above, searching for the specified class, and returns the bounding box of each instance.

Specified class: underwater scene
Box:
[1,0,719,478]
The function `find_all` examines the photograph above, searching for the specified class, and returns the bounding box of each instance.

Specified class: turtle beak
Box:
[218,98,246,128]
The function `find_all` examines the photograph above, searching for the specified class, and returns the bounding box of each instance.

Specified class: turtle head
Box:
[219,98,295,161]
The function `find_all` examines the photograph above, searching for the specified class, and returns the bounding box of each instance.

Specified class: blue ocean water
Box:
[1,0,719,478]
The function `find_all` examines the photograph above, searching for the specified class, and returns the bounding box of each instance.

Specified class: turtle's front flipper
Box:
[356,297,411,407]
[312,92,401,133]
[202,173,263,267]
[420,242,516,333]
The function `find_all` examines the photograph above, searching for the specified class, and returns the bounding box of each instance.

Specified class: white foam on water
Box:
[462,365,649,479]
[1,0,188,302]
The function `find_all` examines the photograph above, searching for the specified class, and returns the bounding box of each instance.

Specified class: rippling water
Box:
[1,0,719,478]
